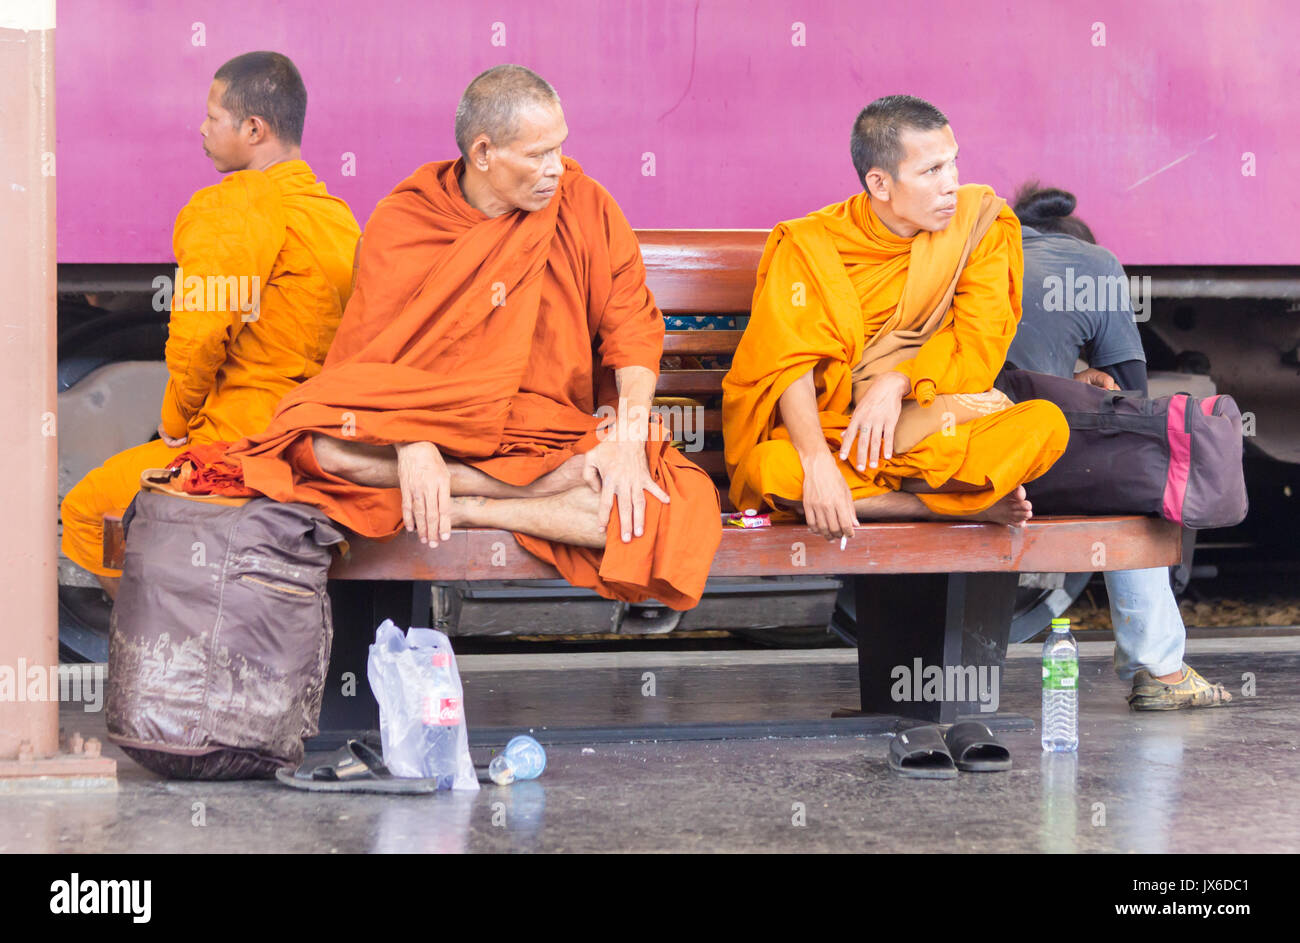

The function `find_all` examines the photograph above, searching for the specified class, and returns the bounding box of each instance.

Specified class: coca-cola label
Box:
[423,695,461,726]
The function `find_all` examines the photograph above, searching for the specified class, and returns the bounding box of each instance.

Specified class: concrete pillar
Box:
[0,0,114,784]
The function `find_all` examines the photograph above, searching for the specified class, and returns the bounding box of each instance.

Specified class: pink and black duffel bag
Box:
[995,369,1248,529]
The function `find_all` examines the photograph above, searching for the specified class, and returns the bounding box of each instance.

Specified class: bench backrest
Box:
[642,230,769,504]
[350,229,768,310]
[639,230,766,507]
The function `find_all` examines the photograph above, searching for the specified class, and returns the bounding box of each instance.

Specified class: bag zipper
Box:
[239,574,315,597]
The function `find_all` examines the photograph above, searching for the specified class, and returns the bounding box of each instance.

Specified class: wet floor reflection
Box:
[1038,752,1079,853]
[493,781,546,836]
[1110,725,1186,854]
[366,781,547,853]
[370,790,476,854]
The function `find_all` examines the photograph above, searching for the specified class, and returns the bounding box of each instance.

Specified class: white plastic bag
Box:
[366,619,478,791]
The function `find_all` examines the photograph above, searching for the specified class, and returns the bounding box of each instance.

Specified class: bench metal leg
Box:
[315,581,425,739]
[852,572,1019,724]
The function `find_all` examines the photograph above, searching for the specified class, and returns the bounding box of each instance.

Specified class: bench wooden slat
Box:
[662,330,744,355]
[331,516,1181,580]
[653,370,730,396]
[653,408,724,438]
[687,451,726,477]
[103,513,1182,579]
[697,408,722,433]
[638,230,766,315]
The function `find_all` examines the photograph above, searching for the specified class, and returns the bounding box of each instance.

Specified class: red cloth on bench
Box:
[168,443,258,497]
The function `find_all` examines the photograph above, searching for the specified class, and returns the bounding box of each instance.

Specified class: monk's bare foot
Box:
[968,486,1033,527]
[528,454,587,496]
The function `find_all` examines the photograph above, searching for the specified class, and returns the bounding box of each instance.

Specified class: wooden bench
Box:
[103,229,1183,736]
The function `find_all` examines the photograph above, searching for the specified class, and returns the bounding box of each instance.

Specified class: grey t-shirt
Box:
[1006,226,1146,378]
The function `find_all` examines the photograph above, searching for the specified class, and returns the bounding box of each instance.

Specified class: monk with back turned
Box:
[61,51,360,595]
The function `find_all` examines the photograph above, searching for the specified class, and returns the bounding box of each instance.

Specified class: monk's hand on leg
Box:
[395,441,452,546]
[798,449,859,542]
[581,438,670,543]
[840,371,909,473]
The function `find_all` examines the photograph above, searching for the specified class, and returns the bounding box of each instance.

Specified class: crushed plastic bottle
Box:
[488,735,547,785]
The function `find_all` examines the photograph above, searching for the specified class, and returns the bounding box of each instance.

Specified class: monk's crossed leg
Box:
[311,434,605,547]
[738,402,1064,531]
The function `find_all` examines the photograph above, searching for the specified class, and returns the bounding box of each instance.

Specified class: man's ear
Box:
[468,135,492,171]
[864,168,890,202]
[244,115,269,145]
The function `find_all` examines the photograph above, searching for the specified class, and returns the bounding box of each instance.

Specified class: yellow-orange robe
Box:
[61,159,360,576]
[226,157,721,610]
[723,184,1068,516]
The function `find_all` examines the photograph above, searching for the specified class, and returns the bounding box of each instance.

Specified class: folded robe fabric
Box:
[223,157,721,609]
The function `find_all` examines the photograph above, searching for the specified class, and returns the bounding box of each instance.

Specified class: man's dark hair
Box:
[850,95,949,186]
[454,64,561,160]
[1013,181,1096,244]
[213,51,307,147]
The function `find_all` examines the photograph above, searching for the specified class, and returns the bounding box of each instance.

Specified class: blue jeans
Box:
[1106,566,1186,680]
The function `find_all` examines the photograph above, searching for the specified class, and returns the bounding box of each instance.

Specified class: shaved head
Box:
[454,64,561,159]
[850,94,960,237]
[851,94,949,183]
[213,51,306,147]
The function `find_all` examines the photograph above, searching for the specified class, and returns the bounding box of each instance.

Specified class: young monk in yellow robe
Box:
[60,52,360,593]
[723,95,1068,541]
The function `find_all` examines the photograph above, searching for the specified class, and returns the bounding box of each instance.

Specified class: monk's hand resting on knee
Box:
[840,371,909,473]
[799,449,859,542]
[581,438,670,543]
[395,441,452,546]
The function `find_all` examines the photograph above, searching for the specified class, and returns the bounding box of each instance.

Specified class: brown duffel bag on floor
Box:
[106,480,347,780]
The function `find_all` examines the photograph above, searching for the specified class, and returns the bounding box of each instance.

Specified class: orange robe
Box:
[60,160,360,577]
[226,157,721,610]
[723,184,1068,516]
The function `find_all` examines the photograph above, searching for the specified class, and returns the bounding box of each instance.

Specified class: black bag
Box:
[106,491,346,779]
[996,369,1248,529]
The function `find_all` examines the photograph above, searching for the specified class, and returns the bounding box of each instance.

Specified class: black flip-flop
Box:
[275,739,445,794]
[888,724,958,779]
[943,720,1012,772]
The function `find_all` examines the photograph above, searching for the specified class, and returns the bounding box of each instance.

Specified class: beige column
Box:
[0,0,114,784]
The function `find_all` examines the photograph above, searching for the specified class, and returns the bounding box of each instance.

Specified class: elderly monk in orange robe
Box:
[60,51,360,594]
[724,95,1068,542]
[225,65,721,609]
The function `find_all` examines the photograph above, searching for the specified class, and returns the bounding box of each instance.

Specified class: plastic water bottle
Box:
[419,651,464,789]
[1041,617,1079,752]
[488,735,547,785]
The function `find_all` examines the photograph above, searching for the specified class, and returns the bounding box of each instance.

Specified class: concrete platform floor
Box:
[3,637,1298,853]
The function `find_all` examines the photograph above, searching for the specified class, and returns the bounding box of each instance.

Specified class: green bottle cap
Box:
[1051,618,1070,628]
